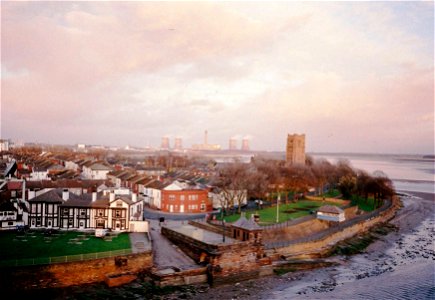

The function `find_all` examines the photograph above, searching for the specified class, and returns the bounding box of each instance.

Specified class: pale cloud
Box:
[1,2,433,153]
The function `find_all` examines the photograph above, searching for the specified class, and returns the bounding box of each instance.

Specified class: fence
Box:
[0,248,133,268]
[264,198,393,249]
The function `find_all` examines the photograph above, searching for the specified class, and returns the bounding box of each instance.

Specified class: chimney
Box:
[62,189,69,201]
[132,193,137,202]
[109,192,115,202]
[28,190,36,200]
[92,192,97,202]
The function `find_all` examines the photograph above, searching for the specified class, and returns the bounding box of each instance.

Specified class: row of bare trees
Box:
[212,156,395,213]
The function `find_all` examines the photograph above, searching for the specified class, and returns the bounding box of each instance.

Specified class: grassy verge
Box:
[351,195,378,212]
[0,230,131,260]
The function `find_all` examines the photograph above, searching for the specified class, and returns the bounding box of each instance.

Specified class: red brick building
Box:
[160,181,212,213]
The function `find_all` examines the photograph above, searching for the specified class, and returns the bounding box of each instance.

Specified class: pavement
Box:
[129,232,152,253]
[148,220,199,270]
[143,206,218,221]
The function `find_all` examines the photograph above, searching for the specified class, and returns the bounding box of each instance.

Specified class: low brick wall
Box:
[0,251,153,290]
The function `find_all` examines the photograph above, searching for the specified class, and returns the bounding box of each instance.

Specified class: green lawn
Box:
[0,230,131,261]
[220,200,343,225]
[322,189,341,198]
[351,195,377,212]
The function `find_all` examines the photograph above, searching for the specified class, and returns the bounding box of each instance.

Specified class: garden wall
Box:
[0,250,153,290]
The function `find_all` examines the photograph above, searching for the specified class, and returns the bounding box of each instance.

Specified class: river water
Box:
[267,153,435,299]
[311,153,435,194]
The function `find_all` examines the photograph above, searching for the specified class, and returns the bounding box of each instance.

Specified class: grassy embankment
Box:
[0,231,130,261]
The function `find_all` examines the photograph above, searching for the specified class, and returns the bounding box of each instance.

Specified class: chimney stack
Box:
[28,190,36,200]
[109,192,115,202]
[62,189,69,201]
[92,192,97,202]
[132,193,137,202]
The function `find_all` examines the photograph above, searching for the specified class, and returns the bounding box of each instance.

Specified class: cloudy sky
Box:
[1,1,434,154]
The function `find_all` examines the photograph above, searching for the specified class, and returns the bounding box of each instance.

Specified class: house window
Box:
[48,221,51,226]
[31,205,36,214]
[98,209,104,217]
[7,212,14,216]
[169,194,175,201]
[8,221,13,226]
[80,209,86,216]
[200,203,206,211]
[115,210,121,218]
[80,222,84,227]
[11,191,16,197]
[116,200,123,207]
[180,195,185,201]
[97,220,105,227]
[68,219,73,226]
[62,208,69,216]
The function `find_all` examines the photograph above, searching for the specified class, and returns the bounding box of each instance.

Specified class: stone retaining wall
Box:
[0,250,153,290]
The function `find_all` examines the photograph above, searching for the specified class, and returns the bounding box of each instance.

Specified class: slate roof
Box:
[317,205,344,214]
[0,201,17,212]
[28,189,65,203]
[231,215,262,231]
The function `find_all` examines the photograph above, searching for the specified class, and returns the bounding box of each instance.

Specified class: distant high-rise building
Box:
[241,137,250,151]
[286,134,306,165]
[229,138,238,150]
[174,137,183,150]
[161,137,170,149]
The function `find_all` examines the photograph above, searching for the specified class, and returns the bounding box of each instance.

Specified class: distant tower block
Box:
[174,137,183,150]
[286,134,306,165]
[241,138,250,151]
[161,137,170,149]
[204,130,208,145]
[229,138,238,150]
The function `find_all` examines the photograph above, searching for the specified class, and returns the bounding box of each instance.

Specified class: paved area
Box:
[165,223,236,245]
[148,220,199,270]
[129,232,152,253]
[143,206,218,221]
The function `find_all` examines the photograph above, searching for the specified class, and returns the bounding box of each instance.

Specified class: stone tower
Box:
[286,134,306,165]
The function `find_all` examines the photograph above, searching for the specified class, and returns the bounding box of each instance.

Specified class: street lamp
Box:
[276,193,280,223]
[222,219,226,243]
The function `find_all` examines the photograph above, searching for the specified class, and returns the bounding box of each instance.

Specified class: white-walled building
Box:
[82,163,112,180]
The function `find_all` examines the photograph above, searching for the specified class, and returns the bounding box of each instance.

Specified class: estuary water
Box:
[311,153,435,194]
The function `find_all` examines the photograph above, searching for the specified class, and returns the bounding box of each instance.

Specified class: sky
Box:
[1,1,434,154]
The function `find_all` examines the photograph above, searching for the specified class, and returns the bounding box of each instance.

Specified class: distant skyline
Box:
[1,2,434,154]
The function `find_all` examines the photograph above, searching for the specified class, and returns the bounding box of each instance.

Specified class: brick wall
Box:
[0,251,153,290]
[161,227,269,285]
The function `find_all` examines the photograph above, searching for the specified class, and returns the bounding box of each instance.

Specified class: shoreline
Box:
[189,190,434,300]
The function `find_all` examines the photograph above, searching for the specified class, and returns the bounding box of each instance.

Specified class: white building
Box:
[316,205,345,222]
[82,163,112,180]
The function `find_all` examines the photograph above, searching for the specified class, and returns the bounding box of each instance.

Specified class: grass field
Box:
[0,230,131,261]
[322,189,341,198]
[351,195,377,212]
[219,200,343,225]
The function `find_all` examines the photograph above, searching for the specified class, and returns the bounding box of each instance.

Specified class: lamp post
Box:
[276,193,280,223]
[222,219,226,243]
